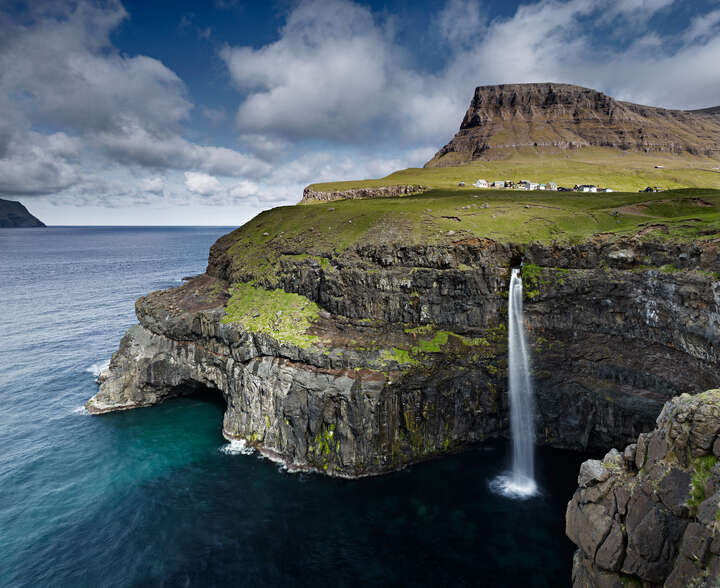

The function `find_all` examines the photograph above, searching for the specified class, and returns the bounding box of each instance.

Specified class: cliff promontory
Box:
[426,83,720,167]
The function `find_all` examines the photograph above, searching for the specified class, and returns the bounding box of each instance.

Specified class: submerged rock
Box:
[566,390,720,587]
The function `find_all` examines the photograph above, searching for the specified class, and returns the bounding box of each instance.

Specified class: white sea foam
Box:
[71,405,89,415]
[219,439,254,455]
[85,360,110,378]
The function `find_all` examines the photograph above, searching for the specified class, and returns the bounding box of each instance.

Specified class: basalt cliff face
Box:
[567,390,720,587]
[88,234,720,477]
[426,83,720,167]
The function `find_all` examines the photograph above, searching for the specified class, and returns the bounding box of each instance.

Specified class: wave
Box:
[219,439,254,455]
[85,360,110,378]
[71,405,89,415]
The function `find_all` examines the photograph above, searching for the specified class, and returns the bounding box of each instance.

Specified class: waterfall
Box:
[490,267,538,498]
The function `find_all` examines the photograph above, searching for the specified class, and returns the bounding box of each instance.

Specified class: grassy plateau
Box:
[221,186,720,287]
[306,148,720,194]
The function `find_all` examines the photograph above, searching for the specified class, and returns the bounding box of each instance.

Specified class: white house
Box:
[529,182,540,191]
[548,182,558,190]
[578,185,597,193]
[474,179,489,188]
[518,179,531,190]
[492,180,506,188]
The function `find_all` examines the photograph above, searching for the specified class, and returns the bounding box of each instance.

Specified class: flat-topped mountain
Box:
[426,83,720,167]
[0,198,45,228]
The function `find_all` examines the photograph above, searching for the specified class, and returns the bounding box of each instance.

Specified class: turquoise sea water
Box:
[0,227,589,587]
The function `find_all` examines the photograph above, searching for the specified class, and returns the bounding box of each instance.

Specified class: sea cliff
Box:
[87,231,720,477]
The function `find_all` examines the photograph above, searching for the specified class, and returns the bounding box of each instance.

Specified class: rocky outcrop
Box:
[566,390,720,587]
[0,198,45,227]
[88,275,502,477]
[88,236,720,477]
[426,83,720,166]
[301,185,426,204]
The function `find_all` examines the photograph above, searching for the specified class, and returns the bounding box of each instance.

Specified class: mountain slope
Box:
[0,199,45,228]
[426,83,720,167]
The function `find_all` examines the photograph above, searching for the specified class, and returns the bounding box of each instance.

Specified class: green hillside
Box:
[307,148,720,194]
[221,187,720,285]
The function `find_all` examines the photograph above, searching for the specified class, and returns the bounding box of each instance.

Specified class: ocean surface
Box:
[0,227,591,587]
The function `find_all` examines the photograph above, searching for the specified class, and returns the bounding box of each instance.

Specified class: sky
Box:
[2,0,720,226]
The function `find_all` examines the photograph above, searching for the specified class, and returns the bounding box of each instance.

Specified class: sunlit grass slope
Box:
[307,148,720,194]
[222,187,720,283]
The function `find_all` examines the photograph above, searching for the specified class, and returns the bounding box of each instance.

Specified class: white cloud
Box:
[437,0,486,48]
[95,119,272,177]
[0,1,269,199]
[184,171,223,196]
[0,129,82,196]
[220,0,399,141]
[683,8,720,43]
[138,176,165,194]
[437,0,720,110]
[229,180,259,199]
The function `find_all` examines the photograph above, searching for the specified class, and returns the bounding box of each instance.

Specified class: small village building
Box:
[474,179,489,188]
[548,182,557,190]
[529,182,539,191]
[538,184,547,190]
[492,180,506,188]
[458,181,465,186]
[577,184,597,193]
[518,180,531,190]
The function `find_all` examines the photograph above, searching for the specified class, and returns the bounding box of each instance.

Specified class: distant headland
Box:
[0,199,46,228]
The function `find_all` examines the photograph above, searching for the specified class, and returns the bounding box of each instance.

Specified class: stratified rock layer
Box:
[567,390,720,587]
[426,83,720,166]
[301,185,426,203]
[88,236,720,477]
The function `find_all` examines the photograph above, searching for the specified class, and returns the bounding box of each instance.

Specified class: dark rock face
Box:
[88,237,720,478]
[301,185,426,203]
[566,390,720,587]
[426,83,720,166]
[0,198,45,227]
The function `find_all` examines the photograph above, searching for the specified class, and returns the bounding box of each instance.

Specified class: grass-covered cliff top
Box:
[306,148,720,194]
[217,186,720,284]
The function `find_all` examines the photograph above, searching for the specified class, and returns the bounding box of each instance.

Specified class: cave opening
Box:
[172,380,227,410]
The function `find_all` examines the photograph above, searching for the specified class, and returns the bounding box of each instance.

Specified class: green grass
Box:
[688,455,718,512]
[221,282,320,348]
[378,326,496,368]
[307,148,720,194]
[219,186,720,285]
